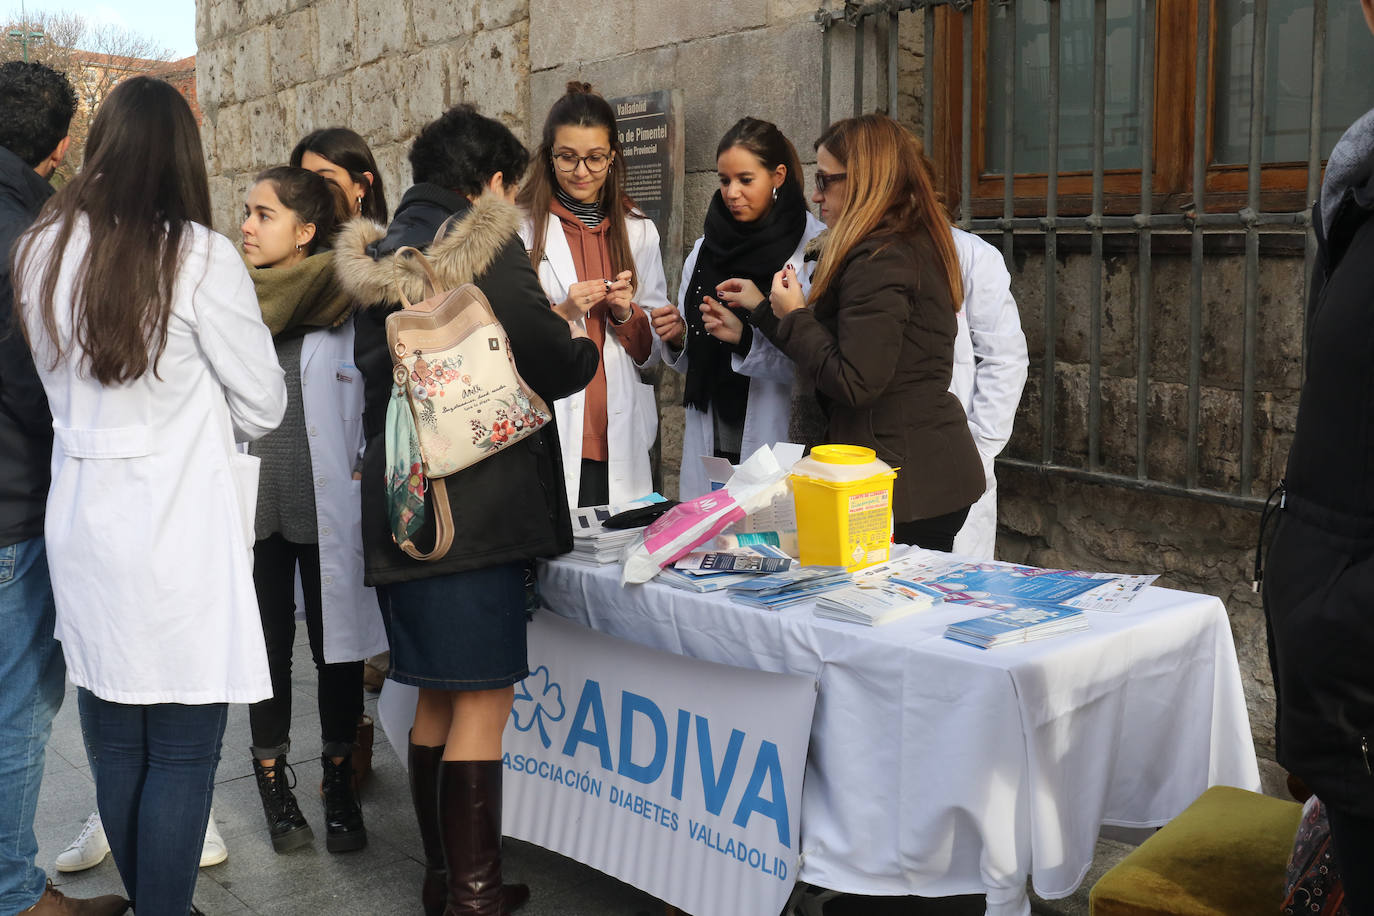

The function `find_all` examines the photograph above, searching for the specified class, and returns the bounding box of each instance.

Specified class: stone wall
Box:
[195,0,1293,765]
[194,0,532,235]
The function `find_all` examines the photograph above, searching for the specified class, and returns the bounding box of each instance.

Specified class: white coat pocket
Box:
[229,451,261,549]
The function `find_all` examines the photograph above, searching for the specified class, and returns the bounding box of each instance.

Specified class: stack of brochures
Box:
[671,544,793,575]
[943,605,1089,649]
[568,502,654,565]
[727,567,851,610]
[814,583,936,626]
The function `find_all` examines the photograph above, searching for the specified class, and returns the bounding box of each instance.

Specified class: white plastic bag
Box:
[620,446,792,585]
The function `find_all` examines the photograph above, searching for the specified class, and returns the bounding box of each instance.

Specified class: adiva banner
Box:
[376,612,818,916]
[503,613,817,916]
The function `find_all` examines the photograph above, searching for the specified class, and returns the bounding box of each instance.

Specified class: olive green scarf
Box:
[249,251,354,337]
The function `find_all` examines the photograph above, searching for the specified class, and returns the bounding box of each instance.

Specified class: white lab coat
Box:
[668,212,827,501]
[519,212,668,508]
[297,326,388,663]
[18,220,286,705]
[948,228,1028,559]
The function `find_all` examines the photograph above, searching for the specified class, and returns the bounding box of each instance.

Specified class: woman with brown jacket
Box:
[750,114,984,550]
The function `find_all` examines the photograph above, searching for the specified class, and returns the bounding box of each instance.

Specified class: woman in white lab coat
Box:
[14,77,286,916]
[518,81,668,508]
[238,165,384,856]
[648,118,824,500]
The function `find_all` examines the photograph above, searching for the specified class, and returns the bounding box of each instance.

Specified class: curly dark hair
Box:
[408,104,528,197]
[0,61,77,168]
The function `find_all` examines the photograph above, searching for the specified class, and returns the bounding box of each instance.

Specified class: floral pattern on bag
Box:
[468,391,548,451]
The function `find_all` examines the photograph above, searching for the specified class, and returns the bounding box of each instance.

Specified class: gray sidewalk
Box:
[34,630,1132,915]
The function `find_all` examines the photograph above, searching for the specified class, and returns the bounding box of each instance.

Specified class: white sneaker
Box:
[55,811,109,873]
[200,808,228,867]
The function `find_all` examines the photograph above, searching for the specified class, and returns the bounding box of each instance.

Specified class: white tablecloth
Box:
[536,553,1261,915]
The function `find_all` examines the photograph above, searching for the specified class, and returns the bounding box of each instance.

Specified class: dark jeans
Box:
[78,689,224,916]
[249,534,362,760]
[893,505,972,553]
[1326,804,1374,915]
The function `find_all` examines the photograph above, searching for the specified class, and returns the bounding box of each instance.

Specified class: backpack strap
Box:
[393,246,445,310]
[397,477,456,561]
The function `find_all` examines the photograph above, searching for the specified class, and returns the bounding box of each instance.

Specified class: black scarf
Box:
[682,180,808,424]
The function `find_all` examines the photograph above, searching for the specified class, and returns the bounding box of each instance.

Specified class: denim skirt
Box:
[376,562,530,691]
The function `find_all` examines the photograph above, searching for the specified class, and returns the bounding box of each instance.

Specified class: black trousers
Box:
[892,505,972,553]
[248,534,362,761]
[1326,804,1374,915]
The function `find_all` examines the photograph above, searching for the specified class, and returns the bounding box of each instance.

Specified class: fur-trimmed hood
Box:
[804,227,830,261]
[334,191,524,308]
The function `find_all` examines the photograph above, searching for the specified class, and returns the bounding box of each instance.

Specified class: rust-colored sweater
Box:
[551,199,652,461]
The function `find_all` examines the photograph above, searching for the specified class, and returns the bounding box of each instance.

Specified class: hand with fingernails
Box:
[714,277,766,311]
[700,295,744,345]
[555,278,610,321]
[604,270,636,323]
[769,264,806,319]
[650,304,687,349]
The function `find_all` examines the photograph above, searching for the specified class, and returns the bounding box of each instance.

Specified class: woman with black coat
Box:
[1264,4,1374,909]
[335,104,598,916]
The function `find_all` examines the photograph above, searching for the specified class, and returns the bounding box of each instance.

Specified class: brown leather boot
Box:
[408,737,447,916]
[22,881,129,915]
[436,760,529,915]
[352,713,374,793]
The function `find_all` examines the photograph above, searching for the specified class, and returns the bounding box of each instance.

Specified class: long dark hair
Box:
[716,117,804,195]
[15,76,212,385]
[253,166,349,256]
[289,127,389,223]
[518,81,639,277]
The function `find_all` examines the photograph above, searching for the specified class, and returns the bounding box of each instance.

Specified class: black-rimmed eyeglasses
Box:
[814,171,847,192]
[553,152,612,174]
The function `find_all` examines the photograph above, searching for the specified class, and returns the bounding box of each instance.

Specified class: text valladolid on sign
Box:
[607,89,685,294]
[503,613,817,916]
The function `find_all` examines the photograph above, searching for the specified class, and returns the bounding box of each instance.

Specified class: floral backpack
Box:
[384,245,552,560]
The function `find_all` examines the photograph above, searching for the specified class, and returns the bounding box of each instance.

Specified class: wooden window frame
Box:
[932,0,1314,220]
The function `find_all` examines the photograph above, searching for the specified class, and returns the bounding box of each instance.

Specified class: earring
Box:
[772,186,779,201]
[295,243,302,252]
[357,194,364,208]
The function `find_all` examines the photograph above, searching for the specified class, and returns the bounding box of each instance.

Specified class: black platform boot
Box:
[321,753,368,852]
[252,756,313,853]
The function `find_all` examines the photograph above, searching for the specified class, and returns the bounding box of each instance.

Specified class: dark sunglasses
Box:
[814,171,847,192]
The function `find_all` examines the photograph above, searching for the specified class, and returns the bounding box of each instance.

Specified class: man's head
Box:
[0,61,76,177]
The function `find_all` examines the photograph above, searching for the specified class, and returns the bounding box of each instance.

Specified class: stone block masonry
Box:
[198,0,1294,771]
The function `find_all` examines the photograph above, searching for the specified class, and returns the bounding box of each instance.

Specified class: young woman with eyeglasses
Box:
[14,76,286,915]
[647,117,824,499]
[518,81,669,508]
[749,114,985,551]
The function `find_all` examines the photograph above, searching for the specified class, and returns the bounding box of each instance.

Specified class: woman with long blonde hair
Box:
[750,114,984,550]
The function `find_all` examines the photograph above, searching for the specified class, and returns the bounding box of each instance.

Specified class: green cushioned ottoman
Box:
[1089,785,1302,916]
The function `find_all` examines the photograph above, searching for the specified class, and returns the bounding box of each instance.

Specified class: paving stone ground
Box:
[34,629,1131,915]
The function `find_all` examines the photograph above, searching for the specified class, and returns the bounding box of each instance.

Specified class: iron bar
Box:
[1303,0,1327,378]
[888,7,900,116]
[1087,0,1106,471]
[821,15,833,132]
[967,212,1310,231]
[1187,0,1210,490]
[1000,0,1015,267]
[1241,0,1268,497]
[960,7,973,228]
[997,458,1268,512]
[1042,0,1061,466]
[1136,0,1156,480]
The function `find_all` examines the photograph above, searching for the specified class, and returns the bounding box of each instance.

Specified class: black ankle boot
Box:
[321,753,367,852]
[252,756,313,853]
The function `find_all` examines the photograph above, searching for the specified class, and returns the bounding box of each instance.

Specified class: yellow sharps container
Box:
[789,444,898,571]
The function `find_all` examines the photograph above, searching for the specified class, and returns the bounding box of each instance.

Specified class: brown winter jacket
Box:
[752,229,985,523]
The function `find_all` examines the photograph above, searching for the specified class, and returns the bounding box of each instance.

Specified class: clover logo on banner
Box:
[511,665,565,749]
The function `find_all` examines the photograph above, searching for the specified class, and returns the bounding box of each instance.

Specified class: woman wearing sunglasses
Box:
[749,114,985,551]
[518,82,669,508]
